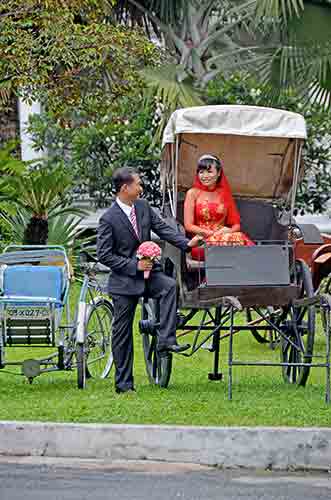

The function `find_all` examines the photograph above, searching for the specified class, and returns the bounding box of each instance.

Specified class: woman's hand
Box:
[187,234,204,248]
[203,229,215,237]
[214,226,232,235]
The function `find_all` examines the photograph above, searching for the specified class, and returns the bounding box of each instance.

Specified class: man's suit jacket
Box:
[97,199,189,295]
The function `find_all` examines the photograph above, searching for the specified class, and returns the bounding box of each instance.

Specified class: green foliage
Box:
[0,141,89,245]
[1,209,92,264]
[141,64,204,143]
[0,0,159,116]
[0,142,27,217]
[27,97,163,207]
[205,72,331,213]
[0,164,79,218]
[257,1,331,109]
[0,218,13,253]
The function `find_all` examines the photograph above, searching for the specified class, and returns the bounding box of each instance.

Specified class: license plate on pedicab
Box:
[6,307,51,320]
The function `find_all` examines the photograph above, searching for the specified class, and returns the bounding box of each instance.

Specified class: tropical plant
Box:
[255,1,331,109]
[116,1,331,115]
[0,162,87,244]
[1,208,93,272]
[119,1,264,140]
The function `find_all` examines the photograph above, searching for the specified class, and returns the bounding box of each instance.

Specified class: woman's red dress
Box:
[189,175,254,261]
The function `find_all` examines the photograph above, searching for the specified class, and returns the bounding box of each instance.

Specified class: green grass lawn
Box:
[0,302,330,427]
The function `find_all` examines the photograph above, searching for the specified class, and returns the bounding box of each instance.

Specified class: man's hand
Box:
[137,258,153,272]
[187,234,204,248]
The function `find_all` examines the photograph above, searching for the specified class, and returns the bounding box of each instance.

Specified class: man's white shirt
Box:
[116,197,133,221]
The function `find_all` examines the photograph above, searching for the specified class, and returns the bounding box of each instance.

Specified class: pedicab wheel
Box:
[84,297,114,379]
[280,260,315,386]
[140,298,172,388]
[76,343,86,389]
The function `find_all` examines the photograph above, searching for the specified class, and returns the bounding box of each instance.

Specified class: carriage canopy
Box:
[161,105,307,200]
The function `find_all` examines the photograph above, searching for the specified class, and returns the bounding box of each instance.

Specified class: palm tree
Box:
[116,1,264,139]
[123,1,259,82]
[115,1,331,110]
[256,1,331,108]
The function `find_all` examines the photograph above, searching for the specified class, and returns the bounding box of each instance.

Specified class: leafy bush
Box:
[27,96,162,207]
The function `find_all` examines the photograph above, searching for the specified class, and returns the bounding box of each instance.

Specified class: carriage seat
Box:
[171,197,288,274]
[173,196,287,241]
[2,265,65,305]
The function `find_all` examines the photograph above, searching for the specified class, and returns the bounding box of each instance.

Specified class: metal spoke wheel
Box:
[85,297,114,379]
[77,297,113,389]
[280,260,316,386]
[139,298,172,388]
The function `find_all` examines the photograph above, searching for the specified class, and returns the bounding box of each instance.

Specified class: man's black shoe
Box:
[115,387,136,394]
[158,343,190,354]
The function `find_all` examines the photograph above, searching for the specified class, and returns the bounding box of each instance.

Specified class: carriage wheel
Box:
[85,298,114,379]
[280,260,315,386]
[246,308,272,344]
[140,298,172,388]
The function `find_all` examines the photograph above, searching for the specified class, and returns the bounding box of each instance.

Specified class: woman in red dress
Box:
[184,154,254,261]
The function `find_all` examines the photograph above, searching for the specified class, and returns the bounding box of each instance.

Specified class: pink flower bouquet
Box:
[137,241,162,279]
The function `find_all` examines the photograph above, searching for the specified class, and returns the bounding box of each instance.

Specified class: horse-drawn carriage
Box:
[139,105,331,402]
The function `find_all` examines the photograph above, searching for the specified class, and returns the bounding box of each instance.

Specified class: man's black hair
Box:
[112,167,138,194]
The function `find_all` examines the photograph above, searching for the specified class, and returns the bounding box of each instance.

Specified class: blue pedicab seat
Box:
[2,265,65,306]
[0,247,71,346]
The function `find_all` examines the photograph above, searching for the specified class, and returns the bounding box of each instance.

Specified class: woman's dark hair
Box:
[197,154,223,174]
[112,167,137,194]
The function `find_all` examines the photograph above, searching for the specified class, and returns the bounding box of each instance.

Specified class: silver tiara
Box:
[198,154,221,163]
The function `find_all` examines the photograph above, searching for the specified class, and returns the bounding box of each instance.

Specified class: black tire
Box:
[280,260,316,386]
[84,298,114,379]
[140,298,172,388]
[76,343,86,389]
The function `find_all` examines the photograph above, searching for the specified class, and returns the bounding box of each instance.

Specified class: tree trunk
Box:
[23,216,48,245]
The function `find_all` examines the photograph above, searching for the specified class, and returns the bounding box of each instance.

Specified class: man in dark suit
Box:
[97,167,201,394]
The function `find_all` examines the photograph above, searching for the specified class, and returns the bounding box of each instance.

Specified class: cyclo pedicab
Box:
[0,245,113,388]
[138,105,331,403]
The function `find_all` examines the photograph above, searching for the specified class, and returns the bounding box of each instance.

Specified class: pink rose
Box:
[137,241,162,279]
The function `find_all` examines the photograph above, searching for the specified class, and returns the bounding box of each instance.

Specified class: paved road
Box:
[0,458,331,500]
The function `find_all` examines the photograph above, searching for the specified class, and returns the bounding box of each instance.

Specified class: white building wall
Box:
[18,98,43,161]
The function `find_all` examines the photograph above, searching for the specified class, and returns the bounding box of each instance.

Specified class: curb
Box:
[1,421,331,471]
